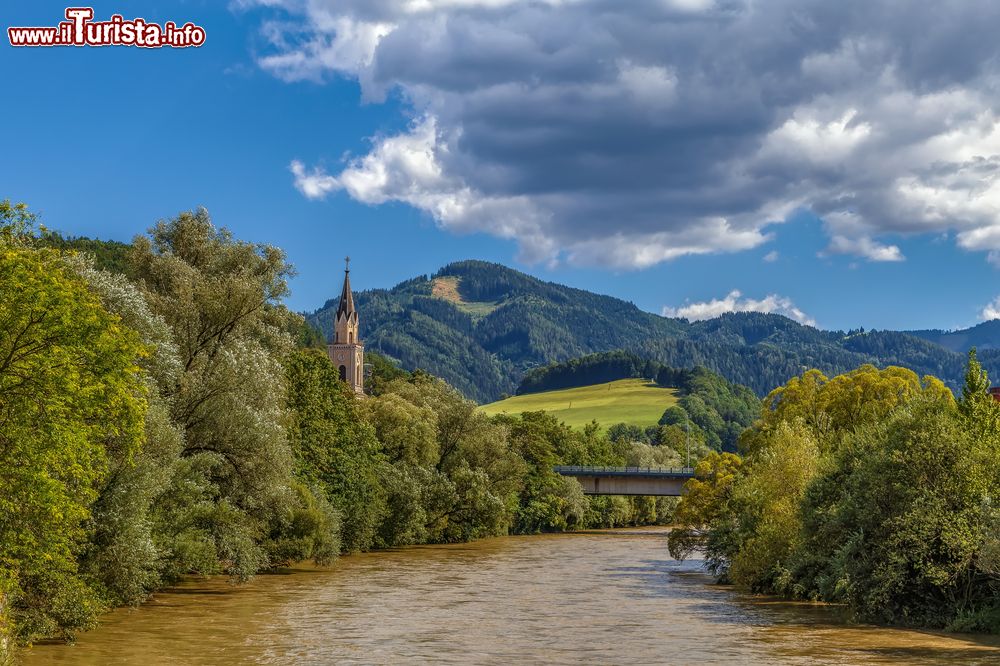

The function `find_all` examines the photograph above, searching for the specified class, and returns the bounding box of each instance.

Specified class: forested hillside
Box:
[909,320,1000,353]
[308,260,1000,402]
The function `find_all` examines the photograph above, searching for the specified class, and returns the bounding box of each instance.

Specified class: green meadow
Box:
[479,378,678,430]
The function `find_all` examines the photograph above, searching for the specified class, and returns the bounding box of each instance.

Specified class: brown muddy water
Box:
[21,528,1000,665]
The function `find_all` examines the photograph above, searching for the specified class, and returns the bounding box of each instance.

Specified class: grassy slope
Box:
[431,276,499,320]
[479,378,677,430]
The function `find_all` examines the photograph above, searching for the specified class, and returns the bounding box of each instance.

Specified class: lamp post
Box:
[685,417,690,469]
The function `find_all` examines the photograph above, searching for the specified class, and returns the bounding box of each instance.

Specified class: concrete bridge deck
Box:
[554,465,695,496]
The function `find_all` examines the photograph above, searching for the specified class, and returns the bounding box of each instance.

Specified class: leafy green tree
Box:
[504,412,589,532]
[365,392,439,466]
[0,244,147,643]
[294,320,327,350]
[961,348,991,415]
[624,441,682,468]
[667,452,743,575]
[365,351,412,396]
[57,256,185,608]
[35,230,130,274]
[371,374,524,543]
[726,421,819,592]
[808,401,994,627]
[745,365,953,454]
[659,405,688,426]
[654,424,711,464]
[285,349,385,553]
[129,209,311,578]
[607,423,646,444]
[957,347,1000,442]
[0,200,35,246]
[374,463,439,547]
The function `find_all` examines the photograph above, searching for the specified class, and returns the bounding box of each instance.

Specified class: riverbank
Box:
[21,528,1000,665]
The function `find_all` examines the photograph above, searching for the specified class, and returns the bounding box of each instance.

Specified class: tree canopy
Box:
[669,360,1000,631]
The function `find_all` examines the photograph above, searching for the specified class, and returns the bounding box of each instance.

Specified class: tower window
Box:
[349,331,354,343]
[339,365,347,382]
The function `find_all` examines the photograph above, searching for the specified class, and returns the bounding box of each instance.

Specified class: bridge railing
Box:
[553,465,695,476]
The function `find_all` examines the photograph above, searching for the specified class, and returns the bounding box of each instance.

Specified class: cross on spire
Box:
[345,255,351,272]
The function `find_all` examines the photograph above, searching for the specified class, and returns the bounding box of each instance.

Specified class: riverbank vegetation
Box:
[0,203,678,655]
[669,359,1000,632]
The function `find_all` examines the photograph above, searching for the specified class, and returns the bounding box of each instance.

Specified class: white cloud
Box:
[982,296,1000,321]
[290,160,339,199]
[565,218,769,269]
[663,289,816,326]
[295,117,559,262]
[763,250,779,262]
[243,0,1000,268]
[258,16,394,85]
[825,235,905,262]
[760,108,871,166]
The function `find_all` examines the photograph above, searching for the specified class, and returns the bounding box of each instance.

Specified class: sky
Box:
[4,0,1000,332]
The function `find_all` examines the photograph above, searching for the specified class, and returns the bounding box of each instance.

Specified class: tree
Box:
[667,451,743,574]
[129,209,313,579]
[370,374,524,543]
[745,365,953,454]
[726,421,819,592]
[65,256,184,607]
[961,348,991,415]
[0,200,35,247]
[365,393,438,467]
[0,243,147,643]
[808,401,992,627]
[659,405,688,426]
[504,412,589,532]
[364,351,412,396]
[285,349,384,553]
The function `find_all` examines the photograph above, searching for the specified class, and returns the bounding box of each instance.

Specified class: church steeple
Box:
[336,256,356,320]
[328,256,364,395]
[333,256,359,345]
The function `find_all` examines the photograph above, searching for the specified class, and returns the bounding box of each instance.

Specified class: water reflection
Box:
[23,528,1000,665]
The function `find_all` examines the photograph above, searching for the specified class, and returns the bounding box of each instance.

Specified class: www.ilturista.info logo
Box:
[8,8,206,48]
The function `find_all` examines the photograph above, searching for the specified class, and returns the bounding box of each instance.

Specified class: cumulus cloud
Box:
[982,296,1000,321]
[290,160,339,199]
[763,250,779,262]
[825,235,904,262]
[244,0,1000,268]
[663,290,816,326]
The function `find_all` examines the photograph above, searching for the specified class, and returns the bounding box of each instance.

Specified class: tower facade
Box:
[328,257,364,395]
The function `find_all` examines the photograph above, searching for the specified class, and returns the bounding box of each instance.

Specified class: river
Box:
[21,528,1000,665]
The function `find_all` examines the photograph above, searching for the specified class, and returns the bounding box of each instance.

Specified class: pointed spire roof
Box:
[337,256,356,318]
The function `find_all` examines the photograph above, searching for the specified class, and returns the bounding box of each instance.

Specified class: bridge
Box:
[554,466,695,496]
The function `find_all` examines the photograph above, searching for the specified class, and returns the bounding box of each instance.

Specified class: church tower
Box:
[328,257,364,395]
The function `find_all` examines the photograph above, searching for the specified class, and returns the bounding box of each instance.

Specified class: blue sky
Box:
[4,1,1000,332]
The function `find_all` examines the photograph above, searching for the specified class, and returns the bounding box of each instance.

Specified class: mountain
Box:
[908,320,1000,353]
[306,260,1000,403]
